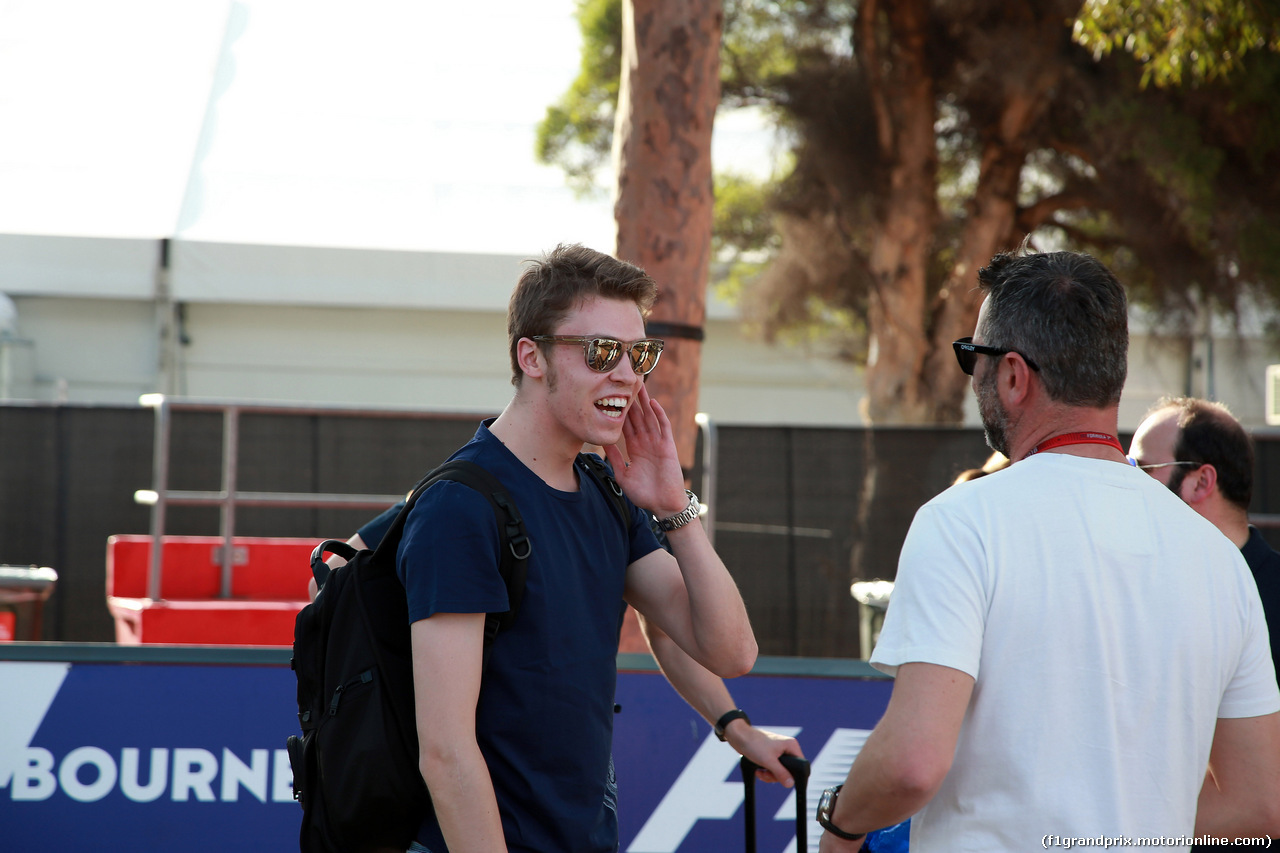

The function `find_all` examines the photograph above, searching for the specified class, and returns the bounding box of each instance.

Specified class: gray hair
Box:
[976,245,1128,407]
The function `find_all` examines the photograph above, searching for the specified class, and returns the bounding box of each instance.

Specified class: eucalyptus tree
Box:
[541,0,1280,425]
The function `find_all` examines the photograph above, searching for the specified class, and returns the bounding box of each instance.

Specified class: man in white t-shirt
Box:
[816,245,1280,852]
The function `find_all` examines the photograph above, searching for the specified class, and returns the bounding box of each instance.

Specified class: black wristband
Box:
[713,708,750,742]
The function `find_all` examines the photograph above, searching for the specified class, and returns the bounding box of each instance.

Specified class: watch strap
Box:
[656,490,700,531]
[713,708,750,741]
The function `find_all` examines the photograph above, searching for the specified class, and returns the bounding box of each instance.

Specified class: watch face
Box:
[817,786,837,820]
[816,785,863,841]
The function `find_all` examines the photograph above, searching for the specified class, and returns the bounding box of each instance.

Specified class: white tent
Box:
[1,0,614,296]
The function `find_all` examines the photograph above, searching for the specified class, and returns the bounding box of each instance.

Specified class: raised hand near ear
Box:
[603,384,688,518]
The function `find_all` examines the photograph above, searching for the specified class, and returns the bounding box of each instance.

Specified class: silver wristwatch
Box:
[816,785,865,841]
[655,490,701,531]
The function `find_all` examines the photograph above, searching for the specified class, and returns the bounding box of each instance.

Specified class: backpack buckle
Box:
[507,529,531,560]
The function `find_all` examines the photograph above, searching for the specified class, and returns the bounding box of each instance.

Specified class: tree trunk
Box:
[923,29,1069,423]
[612,0,723,473]
[923,133,1036,423]
[857,0,938,424]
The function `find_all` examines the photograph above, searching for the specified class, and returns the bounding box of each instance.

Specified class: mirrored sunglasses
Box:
[532,335,665,375]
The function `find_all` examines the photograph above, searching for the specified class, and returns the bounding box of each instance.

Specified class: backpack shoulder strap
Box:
[576,452,630,534]
[408,459,531,640]
[577,452,676,554]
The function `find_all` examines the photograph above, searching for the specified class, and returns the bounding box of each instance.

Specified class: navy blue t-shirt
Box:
[1243,525,1280,684]
[397,421,662,853]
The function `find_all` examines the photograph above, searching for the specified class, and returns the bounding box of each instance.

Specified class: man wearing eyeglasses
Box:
[393,243,773,853]
[816,246,1280,851]
[1129,397,1280,685]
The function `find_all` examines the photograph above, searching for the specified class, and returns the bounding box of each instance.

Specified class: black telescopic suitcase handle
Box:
[741,754,810,853]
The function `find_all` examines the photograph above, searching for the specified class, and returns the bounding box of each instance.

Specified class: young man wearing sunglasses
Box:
[395,243,770,853]
[816,246,1280,851]
[1129,397,1280,686]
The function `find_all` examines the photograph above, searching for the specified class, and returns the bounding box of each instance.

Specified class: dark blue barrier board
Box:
[0,650,890,853]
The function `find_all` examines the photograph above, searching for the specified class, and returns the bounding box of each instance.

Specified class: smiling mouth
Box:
[595,396,628,418]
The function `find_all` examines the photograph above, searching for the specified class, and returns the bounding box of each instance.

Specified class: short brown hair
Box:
[1154,396,1254,511]
[507,244,658,385]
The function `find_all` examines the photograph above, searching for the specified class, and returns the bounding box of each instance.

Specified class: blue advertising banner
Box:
[614,669,893,853]
[0,651,891,853]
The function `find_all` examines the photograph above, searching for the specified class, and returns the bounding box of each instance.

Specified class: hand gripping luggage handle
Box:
[741,753,810,853]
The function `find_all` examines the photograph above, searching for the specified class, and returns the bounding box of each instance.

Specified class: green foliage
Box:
[713,172,781,256]
[542,0,1280,360]
[534,0,623,194]
[1238,212,1280,303]
[711,171,783,304]
[1085,95,1224,250]
[535,0,804,296]
[1221,47,1280,167]
[1074,0,1280,87]
[1058,45,1280,325]
[720,0,856,105]
[535,0,851,188]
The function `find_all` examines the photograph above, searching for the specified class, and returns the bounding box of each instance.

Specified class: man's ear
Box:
[1182,463,1218,506]
[516,338,546,380]
[999,352,1035,407]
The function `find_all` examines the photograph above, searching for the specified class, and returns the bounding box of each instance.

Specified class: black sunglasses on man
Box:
[952,337,1041,376]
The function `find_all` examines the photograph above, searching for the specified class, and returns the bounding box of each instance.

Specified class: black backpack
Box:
[286,454,629,853]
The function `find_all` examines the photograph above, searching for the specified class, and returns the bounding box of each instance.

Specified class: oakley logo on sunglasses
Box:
[533,336,665,375]
[952,336,1041,376]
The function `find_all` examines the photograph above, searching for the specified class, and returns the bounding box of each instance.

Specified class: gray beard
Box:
[977,367,1010,457]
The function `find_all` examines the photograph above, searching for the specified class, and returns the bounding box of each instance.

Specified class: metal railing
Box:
[134,395,717,601]
[135,396,489,600]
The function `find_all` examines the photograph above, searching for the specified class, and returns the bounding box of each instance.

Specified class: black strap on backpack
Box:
[576,452,630,534]
[576,451,681,555]
[311,458,532,633]
[424,460,532,638]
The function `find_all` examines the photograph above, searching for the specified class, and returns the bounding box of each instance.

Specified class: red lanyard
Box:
[1025,431,1124,458]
